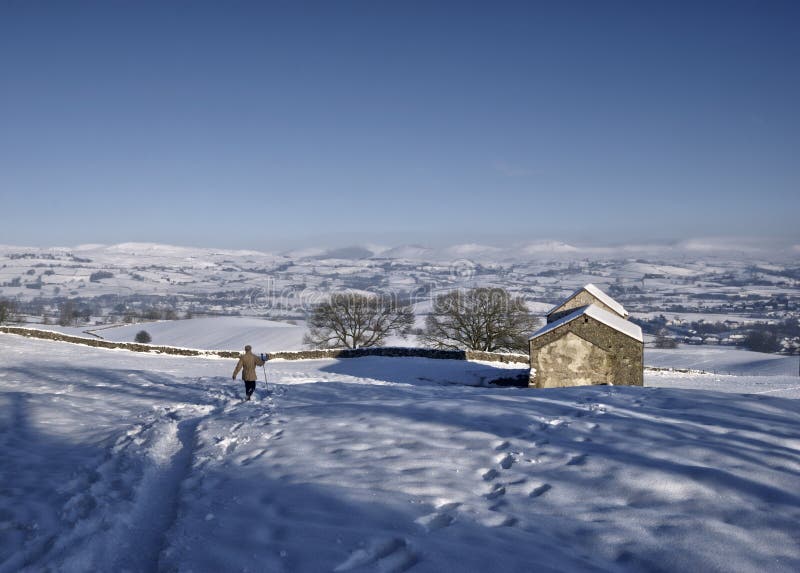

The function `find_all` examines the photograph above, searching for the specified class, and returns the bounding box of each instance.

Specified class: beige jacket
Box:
[232,351,264,381]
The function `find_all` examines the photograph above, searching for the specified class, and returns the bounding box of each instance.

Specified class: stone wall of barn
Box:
[529,317,643,388]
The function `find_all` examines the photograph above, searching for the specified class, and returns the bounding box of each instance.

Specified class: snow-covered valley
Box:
[1,333,798,572]
[2,242,798,354]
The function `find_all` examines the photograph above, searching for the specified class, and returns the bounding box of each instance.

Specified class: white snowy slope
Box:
[1,334,799,573]
[645,345,799,377]
[90,316,307,351]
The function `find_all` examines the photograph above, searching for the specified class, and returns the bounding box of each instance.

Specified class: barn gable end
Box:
[534,330,614,387]
[547,283,629,323]
[529,302,643,389]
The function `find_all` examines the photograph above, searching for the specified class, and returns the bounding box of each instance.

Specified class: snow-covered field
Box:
[645,345,799,377]
[88,316,307,352]
[1,334,799,572]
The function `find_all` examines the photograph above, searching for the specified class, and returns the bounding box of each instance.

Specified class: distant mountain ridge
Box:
[1,237,797,263]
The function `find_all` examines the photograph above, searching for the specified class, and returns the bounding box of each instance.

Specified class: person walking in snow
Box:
[232,345,264,401]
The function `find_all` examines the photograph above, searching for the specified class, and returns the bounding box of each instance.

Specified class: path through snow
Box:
[1,334,799,572]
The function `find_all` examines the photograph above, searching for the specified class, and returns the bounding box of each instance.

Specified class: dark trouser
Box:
[244,380,256,400]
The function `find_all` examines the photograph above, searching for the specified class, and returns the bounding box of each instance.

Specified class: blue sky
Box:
[1,0,798,250]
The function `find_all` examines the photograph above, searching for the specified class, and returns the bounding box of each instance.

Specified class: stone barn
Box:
[529,284,643,388]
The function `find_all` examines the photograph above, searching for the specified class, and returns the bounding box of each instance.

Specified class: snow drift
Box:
[0,334,798,572]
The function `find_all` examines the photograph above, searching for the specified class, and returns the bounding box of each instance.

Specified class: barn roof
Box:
[531,304,643,342]
[547,283,628,319]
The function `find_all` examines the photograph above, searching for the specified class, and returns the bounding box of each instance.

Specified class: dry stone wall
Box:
[0,327,529,365]
[0,326,239,358]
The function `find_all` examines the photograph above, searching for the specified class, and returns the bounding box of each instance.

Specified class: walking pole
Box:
[260,353,269,393]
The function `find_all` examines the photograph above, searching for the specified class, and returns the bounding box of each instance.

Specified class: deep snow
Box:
[1,334,799,572]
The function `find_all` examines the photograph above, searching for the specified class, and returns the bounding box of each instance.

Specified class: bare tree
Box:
[0,299,15,325]
[144,308,161,320]
[653,328,678,349]
[58,300,77,327]
[421,287,538,353]
[304,292,414,349]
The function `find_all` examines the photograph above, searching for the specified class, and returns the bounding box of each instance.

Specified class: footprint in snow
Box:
[236,448,270,466]
[216,435,246,456]
[481,468,500,481]
[493,440,510,451]
[484,483,506,501]
[529,483,552,498]
[541,418,568,430]
[416,511,454,532]
[497,453,514,469]
[489,500,508,512]
[334,537,417,573]
[436,501,461,512]
[481,513,518,528]
[566,454,588,466]
[416,501,461,532]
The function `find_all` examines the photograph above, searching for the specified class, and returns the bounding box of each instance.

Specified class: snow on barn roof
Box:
[547,283,629,319]
[531,304,643,342]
